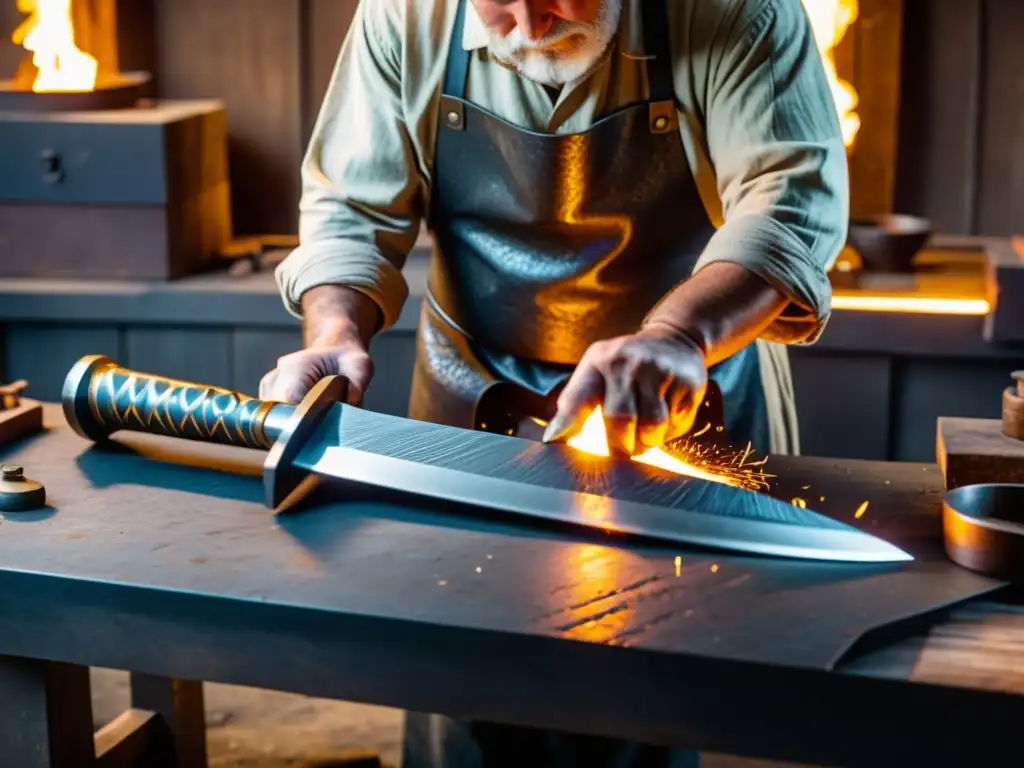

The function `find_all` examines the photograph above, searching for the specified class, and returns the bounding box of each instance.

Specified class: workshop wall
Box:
[0,0,355,237]
[1,0,1019,237]
[895,0,1024,236]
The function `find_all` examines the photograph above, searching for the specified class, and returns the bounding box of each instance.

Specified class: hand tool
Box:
[1002,371,1024,440]
[62,355,913,563]
[0,378,44,448]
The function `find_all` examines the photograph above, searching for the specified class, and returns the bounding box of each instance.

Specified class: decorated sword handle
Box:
[62,355,283,449]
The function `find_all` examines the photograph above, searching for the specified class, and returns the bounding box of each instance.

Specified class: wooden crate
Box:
[0,399,43,448]
[936,416,1024,490]
[0,100,232,280]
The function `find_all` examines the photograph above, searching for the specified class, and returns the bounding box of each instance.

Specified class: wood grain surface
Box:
[153,0,304,236]
[842,0,904,218]
[937,416,1024,489]
[0,398,43,447]
[844,600,1024,692]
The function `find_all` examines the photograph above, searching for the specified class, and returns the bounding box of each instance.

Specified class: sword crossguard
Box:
[62,355,349,510]
[263,375,348,509]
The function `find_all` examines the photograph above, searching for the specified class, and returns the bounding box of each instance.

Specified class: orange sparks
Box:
[803,0,860,148]
[561,410,872,521]
[565,407,774,491]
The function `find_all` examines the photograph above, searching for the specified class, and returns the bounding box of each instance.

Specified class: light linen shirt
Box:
[275,0,850,454]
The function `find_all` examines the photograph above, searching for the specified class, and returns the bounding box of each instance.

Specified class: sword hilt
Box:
[63,355,285,449]
[62,355,347,509]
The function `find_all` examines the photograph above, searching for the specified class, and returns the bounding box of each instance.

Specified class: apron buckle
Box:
[649,101,677,134]
[441,95,465,131]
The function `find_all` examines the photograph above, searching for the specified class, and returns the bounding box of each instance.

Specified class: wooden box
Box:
[936,416,1024,490]
[0,399,43,447]
[0,99,232,280]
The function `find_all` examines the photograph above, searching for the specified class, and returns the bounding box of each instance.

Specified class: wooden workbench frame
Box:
[0,570,1021,768]
[0,659,205,768]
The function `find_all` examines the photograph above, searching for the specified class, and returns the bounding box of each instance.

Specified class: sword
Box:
[61,355,912,563]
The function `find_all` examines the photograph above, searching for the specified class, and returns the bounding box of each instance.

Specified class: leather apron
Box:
[409,0,768,452]
[403,2,765,766]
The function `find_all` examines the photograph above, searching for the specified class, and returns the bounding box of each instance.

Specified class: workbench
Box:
[1,407,1022,768]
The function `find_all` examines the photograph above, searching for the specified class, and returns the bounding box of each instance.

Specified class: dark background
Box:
[2,0,1021,238]
[0,1,1021,465]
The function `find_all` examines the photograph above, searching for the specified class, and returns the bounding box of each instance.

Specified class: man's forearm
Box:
[641,262,789,366]
[300,284,382,348]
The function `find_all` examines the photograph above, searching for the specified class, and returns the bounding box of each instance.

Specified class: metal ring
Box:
[943,483,1024,582]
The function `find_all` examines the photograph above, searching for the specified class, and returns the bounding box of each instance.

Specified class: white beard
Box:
[484,0,622,86]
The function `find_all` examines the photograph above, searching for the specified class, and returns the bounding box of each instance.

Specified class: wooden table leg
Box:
[0,655,95,767]
[128,673,208,768]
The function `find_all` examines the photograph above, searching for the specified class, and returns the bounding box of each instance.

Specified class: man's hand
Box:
[259,285,381,405]
[259,334,374,405]
[541,262,790,454]
[542,326,709,456]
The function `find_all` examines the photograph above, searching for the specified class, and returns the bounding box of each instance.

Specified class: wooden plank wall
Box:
[896,0,1024,235]
[836,0,904,219]
[0,4,23,79]
[1,1,1021,237]
[151,0,359,236]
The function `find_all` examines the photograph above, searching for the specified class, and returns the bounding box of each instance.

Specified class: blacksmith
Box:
[265,0,846,763]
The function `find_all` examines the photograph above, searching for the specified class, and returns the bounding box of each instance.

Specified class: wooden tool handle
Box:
[62,355,281,449]
[1002,371,1024,440]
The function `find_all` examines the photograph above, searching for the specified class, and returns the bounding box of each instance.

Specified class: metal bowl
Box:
[943,483,1024,582]
[847,214,932,273]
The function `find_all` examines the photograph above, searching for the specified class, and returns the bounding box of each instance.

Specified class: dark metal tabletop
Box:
[0,407,1017,766]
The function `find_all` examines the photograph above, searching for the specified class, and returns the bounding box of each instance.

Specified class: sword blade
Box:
[293,405,912,563]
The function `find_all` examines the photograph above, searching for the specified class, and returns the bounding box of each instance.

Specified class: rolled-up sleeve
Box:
[693,0,848,344]
[275,0,422,331]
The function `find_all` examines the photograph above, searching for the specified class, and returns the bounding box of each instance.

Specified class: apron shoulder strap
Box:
[443,0,471,99]
[640,1,675,104]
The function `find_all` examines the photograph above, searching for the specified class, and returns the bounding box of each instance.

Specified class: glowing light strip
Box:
[832,295,991,315]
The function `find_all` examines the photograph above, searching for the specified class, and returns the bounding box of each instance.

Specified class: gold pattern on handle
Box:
[86,360,274,449]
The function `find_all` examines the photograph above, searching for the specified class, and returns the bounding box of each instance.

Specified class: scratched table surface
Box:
[0,407,1020,767]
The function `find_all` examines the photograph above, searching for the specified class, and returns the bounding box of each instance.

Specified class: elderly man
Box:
[266,0,846,764]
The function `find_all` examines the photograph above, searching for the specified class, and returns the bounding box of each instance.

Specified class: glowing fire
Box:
[12,0,98,93]
[831,295,990,315]
[803,0,861,148]
[565,408,774,492]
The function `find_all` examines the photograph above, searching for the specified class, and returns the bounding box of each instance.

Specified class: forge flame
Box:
[12,0,98,92]
[803,0,861,148]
